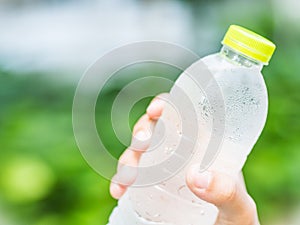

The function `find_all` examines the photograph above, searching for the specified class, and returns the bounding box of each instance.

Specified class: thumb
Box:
[186,164,260,225]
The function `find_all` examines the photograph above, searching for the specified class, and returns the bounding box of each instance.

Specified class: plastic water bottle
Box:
[108,25,276,225]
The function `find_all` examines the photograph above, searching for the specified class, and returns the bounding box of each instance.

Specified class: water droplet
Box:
[177,185,188,196]
[199,96,206,105]
[160,181,166,187]
[145,211,160,218]
[200,210,205,215]
[136,200,141,207]
[164,146,173,154]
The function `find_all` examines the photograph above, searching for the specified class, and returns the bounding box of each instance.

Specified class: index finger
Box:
[146,93,169,120]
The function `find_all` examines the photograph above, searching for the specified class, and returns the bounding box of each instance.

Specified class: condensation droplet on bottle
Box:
[162,167,171,174]
[177,184,186,195]
[136,200,141,207]
[152,213,160,218]
[151,159,156,165]
[199,96,206,105]
[146,211,160,218]
[160,181,166,187]
[164,146,173,154]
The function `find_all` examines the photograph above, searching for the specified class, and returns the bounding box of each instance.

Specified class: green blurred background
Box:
[0,0,299,224]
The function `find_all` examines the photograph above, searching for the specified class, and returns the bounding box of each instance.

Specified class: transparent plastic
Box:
[108,44,268,225]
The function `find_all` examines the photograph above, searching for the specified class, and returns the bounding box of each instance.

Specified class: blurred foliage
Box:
[0,72,116,225]
[244,42,300,222]
[1,43,300,224]
[0,0,300,225]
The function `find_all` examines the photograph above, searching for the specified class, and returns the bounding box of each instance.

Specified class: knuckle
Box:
[118,150,136,168]
[218,178,238,204]
[245,197,259,221]
[232,196,259,225]
[133,114,149,133]
[118,153,128,165]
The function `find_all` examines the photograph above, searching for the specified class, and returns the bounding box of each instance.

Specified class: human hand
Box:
[110,93,260,225]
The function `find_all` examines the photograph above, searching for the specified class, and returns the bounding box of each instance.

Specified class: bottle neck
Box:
[220,45,264,70]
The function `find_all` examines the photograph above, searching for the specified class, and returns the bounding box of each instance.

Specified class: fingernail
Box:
[131,129,151,151]
[110,183,123,199]
[192,170,211,190]
[115,165,138,186]
[147,99,164,113]
[134,129,151,141]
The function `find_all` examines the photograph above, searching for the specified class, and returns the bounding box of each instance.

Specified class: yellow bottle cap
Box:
[222,25,276,64]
